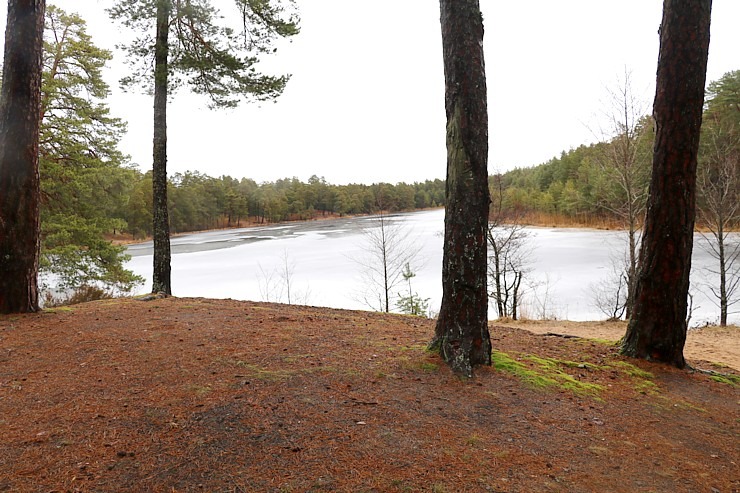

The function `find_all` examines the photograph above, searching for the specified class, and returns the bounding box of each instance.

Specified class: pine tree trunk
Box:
[626,220,638,319]
[430,0,491,376]
[621,0,712,368]
[151,0,172,294]
[0,0,45,314]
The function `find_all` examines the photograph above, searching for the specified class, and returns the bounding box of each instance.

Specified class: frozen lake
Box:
[126,209,738,326]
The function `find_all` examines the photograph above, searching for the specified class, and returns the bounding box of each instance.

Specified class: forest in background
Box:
[123,173,445,237]
[20,6,738,308]
[494,71,738,230]
[63,69,738,234]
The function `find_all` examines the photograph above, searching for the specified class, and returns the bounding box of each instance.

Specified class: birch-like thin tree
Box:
[697,70,740,326]
[487,174,530,320]
[355,210,421,313]
[594,70,652,319]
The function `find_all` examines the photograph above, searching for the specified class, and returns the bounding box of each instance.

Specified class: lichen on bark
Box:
[432,0,491,377]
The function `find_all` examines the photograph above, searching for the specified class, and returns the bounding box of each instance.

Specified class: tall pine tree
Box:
[0,0,46,313]
[109,0,299,294]
[621,0,712,367]
[39,6,142,297]
[429,0,491,376]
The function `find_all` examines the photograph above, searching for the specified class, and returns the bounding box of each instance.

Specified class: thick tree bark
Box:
[0,0,45,314]
[151,0,172,294]
[430,0,491,376]
[621,0,712,368]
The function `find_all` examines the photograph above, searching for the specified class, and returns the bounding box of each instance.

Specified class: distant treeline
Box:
[122,173,446,238]
[491,141,639,227]
[489,70,739,229]
[34,3,737,300]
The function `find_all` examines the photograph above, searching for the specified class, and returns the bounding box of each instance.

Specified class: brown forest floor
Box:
[0,297,738,493]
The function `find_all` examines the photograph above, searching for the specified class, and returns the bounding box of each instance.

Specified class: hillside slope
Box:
[1,298,737,492]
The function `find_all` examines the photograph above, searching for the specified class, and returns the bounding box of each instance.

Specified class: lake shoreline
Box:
[111,207,642,247]
[108,207,444,246]
[122,209,737,326]
[110,206,736,247]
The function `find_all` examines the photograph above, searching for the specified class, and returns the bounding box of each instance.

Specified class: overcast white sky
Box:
[3,1,739,184]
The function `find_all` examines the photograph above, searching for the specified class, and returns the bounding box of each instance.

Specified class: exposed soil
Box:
[0,297,737,493]
[496,318,740,372]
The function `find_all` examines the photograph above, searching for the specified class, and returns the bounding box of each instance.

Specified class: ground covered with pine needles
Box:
[0,297,737,492]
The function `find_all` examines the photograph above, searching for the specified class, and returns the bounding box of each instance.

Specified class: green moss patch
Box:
[610,360,654,379]
[710,373,740,387]
[491,351,603,397]
[43,306,75,313]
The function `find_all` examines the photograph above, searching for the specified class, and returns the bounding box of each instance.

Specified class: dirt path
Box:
[500,319,740,370]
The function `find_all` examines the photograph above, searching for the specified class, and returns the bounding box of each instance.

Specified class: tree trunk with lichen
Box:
[0,0,46,314]
[621,0,712,368]
[151,0,171,294]
[429,0,491,377]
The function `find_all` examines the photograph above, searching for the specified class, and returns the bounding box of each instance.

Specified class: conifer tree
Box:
[621,0,712,367]
[109,0,299,294]
[40,6,141,296]
[430,0,491,376]
[0,0,46,313]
